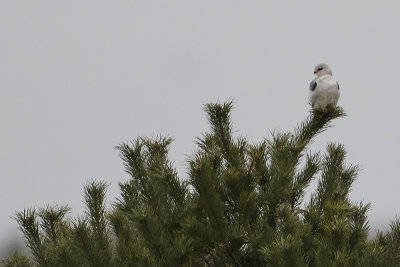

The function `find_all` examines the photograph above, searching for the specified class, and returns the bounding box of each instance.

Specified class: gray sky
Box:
[1,1,399,257]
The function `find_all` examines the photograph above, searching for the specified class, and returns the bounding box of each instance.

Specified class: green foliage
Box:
[3,101,400,266]
[113,136,191,266]
[1,251,33,267]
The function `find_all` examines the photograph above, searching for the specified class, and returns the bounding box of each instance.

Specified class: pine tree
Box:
[2,100,400,266]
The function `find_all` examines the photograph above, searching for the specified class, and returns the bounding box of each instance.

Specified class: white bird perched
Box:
[309,63,340,110]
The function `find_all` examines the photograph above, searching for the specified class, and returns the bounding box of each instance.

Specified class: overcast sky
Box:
[1,1,399,257]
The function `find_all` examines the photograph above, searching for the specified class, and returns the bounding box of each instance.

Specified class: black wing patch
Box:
[310,80,317,92]
[336,81,340,90]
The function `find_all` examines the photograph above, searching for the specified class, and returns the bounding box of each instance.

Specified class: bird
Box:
[309,63,340,110]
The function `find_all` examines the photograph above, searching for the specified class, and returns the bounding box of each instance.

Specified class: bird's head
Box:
[313,63,332,77]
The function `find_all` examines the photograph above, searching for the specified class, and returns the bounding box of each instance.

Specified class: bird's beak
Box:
[313,70,317,74]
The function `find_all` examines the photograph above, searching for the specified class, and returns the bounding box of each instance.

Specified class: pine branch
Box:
[291,152,321,208]
[1,251,33,267]
[204,101,238,167]
[316,143,359,208]
[295,106,346,150]
[84,181,108,238]
[82,180,113,266]
[15,209,48,266]
[72,219,97,266]
[116,139,147,181]
[38,205,70,244]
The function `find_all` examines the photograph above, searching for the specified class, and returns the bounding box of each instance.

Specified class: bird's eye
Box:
[317,67,323,71]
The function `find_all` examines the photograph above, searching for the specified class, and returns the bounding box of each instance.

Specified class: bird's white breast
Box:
[309,75,340,109]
